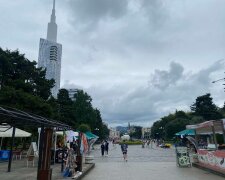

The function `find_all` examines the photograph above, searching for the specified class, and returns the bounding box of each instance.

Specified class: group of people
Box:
[61,141,82,179]
[142,139,155,148]
[100,140,128,162]
[101,140,109,156]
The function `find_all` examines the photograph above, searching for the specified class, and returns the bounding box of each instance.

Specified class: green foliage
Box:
[78,124,91,133]
[165,118,189,139]
[0,48,54,100]
[151,93,225,140]
[129,126,142,139]
[57,89,76,127]
[119,140,142,145]
[190,93,222,120]
[0,86,53,117]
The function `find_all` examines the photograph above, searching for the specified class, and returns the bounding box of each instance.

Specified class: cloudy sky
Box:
[1,0,225,127]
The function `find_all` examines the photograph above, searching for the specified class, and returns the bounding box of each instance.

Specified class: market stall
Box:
[186,119,225,174]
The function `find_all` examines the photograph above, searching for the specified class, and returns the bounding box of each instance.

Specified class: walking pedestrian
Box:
[112,139,115,146]
[150,139,153,149]
[121,140,128,162]
[105,140,109,155]
[147,140,150,148]
[101,141,105,157]
[142,140,145,148]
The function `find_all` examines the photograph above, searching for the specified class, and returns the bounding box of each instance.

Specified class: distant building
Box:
[121,134,130,141]
[142,127,151,139]
[109,128,120,140]
[38,0,62,97]
[67,89,79,101]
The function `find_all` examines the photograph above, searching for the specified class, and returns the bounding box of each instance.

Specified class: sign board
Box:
[27,142,38,157]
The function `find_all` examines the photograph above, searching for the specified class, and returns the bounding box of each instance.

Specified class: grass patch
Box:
[118,140,142,145]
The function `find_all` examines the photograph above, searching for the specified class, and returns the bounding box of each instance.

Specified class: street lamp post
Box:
[212,77,225,91]
[212,78,225,84]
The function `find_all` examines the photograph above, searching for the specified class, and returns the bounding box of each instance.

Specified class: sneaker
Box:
[72,174,79,179]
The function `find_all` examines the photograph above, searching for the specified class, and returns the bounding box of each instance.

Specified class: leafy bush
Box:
[118,140,142,145]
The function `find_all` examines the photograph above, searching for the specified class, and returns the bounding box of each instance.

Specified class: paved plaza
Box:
[0,143,224,179]
[83,143,224,180]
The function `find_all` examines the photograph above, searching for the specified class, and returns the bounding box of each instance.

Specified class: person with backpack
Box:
[121,140,128,162]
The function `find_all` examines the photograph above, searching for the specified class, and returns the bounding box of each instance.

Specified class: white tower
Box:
[47,0,57,42]
[38,0,62,98]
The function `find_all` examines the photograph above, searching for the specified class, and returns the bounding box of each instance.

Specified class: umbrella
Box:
[65,131,78,142]
[0,126,31,150]
[0,126,31,137]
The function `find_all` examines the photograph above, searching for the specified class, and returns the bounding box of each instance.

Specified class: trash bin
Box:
[0,150,10,161]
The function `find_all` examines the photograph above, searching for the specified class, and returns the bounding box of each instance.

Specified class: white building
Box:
[109,128,120,140]
[38,0,62,98]
[142,127,151,139]
[67,89,79,101]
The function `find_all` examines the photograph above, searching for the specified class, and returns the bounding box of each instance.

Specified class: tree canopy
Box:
[0,48,109,140]
[151,93,224,140]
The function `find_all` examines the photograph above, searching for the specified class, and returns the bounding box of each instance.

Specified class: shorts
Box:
[122,151,127,155]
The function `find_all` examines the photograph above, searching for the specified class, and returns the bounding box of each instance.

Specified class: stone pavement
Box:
[83,143,224,180]
[0,158,93,180]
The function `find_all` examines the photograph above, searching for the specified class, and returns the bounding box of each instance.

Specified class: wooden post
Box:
[212,123,218,150]
[8,127,16,172]
[37,128,53,180]
[194,129,198,150]
[221,120,225,144]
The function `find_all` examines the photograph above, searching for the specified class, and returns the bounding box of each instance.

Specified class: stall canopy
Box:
[56,131,98,139]
[85,131,99,140]
[175,129,195,136]
[0,126,31,137]
[186,120,225,134]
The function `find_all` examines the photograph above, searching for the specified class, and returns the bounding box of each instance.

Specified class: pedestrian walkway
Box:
[83,143,224,180]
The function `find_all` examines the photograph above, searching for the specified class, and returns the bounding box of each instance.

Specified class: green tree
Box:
[78,124,91,133]
[0,86,53,117]
[165,118,189,139]
[73,90,95,128]
[190,93,222,120]
[0,48,54,100]
[0,48,109,139]
[57,89,76,127]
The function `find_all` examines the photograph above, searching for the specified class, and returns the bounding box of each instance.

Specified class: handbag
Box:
[63,167,70,177]
[68,170,73,177]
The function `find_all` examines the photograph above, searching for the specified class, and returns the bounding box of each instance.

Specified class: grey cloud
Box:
[141,0,168,28]
[67,0,128,29]
[1,0,225,127]
[149,61,184,89]
[72,60,224,126]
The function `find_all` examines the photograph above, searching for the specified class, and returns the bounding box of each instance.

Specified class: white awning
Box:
[0,126,31,137]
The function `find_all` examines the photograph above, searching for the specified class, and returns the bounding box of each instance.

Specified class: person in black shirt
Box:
[105,140,109,155]
[101,141,105,157]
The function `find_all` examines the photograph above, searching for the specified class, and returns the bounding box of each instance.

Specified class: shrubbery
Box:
[118,140,142,145]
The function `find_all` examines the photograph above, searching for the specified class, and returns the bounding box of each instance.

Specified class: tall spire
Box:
[51,0,56,23]
[47,0,57,42]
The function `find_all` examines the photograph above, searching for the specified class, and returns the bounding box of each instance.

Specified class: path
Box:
[83,143,224,180]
